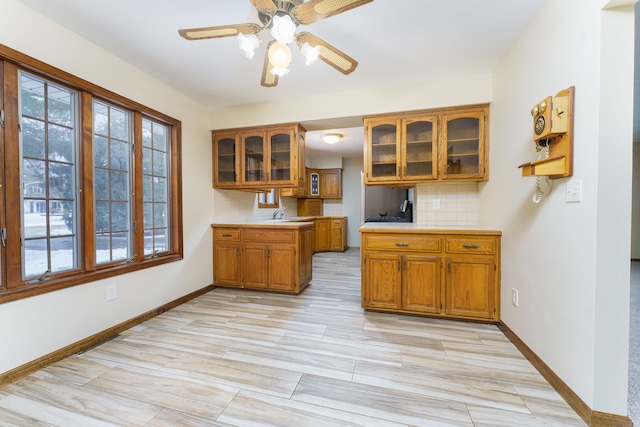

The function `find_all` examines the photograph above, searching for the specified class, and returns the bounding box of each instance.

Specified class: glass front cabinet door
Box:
[213,132,239,187]
[242,131,266,185]
[441,109,487,180]
[365,119,400,183]
[402,116,437,181]
[267,127,294,185]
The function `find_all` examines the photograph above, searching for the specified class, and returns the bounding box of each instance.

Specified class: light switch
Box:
[566,180,582,203]
[432,199,441,210]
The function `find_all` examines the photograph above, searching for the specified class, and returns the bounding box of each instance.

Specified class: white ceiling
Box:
[17,0,545,158]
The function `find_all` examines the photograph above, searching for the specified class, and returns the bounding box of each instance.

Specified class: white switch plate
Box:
[566,180,582,203]
[106,284,117,301]
[432,199,441,210]
[511,288,519,307]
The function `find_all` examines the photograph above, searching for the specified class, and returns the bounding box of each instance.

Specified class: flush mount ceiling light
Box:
[321,133,342,144]
[178,0,373,87]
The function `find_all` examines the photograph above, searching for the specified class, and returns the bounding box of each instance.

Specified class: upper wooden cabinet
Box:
[307,168,342,199]
[364,104,489,184]
[212,123,306,189]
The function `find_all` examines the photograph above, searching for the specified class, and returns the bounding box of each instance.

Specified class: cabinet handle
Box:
[395,242,409,247]
[222,233,232,237]
[462,244,479,249]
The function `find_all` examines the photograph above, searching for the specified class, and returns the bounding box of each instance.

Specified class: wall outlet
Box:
[432,198,441,210]
[106,284,117,301]
[511,288,519,307]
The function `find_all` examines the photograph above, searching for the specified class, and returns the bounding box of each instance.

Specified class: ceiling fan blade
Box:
[261,41,279,87]
[178,23,261,40]
[292,0,373,25]
[250,0,277,15]
[296,32,358,75]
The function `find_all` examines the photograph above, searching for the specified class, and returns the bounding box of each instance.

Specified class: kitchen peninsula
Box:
[211,219,314,294]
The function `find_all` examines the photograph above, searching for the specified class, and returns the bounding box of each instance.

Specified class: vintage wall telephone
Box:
[519,86,575,203]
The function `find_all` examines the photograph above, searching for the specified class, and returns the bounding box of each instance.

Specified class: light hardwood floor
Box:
[0,250,586,426]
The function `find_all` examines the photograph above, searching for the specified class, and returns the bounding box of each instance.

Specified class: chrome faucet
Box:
[272,209,283,219]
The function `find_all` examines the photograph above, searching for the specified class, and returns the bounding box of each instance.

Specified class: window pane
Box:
[24,239,48,278]
[111,140,129,170]
[22,118,45,159]
[153,177,166,202]
[93,100,132,265]
[48,124,73,163]
[110,171,128,201]
[142,118,170,256]
[50,200,74,237]
[142,147,152,174]
[20,72,79,279]
[48,85,73,126]
[50,236,75,272]
[111,232,129,262]
[48,162,74,199]
[95,235,111,264]
[109,108,128,141]
[93,102,109,136]
[142,119,152,147]
[95,201,109,232]
[20,75,45,119]
[95,169,109,200]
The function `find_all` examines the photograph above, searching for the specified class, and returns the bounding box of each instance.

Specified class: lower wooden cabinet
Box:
[211,224,313,294]
[360,228,501,322]
[315,218,331,252]
[330,218,346,252]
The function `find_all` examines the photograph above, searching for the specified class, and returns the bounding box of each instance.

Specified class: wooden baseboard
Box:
[0,284,215,388]
[497,322,634,427]
[591,412,634,427]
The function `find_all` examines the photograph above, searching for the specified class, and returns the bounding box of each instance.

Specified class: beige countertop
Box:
[211,219,314,229]
[358,222,502,235]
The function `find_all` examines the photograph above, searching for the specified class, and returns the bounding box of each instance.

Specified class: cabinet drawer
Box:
[244,229,295,243]
[365,235,441,252]
[214,229,240,241]
[445,237,495,254]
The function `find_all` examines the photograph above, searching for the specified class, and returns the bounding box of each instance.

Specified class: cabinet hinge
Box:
[0,228,6,247]
[132,143,136,156]
[133,221,137,233]
[0,109,4,128]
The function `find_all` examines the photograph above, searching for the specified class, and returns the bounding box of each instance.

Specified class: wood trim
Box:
[498,321,634,427]
[591,412,634,427]
[0,284,215,388]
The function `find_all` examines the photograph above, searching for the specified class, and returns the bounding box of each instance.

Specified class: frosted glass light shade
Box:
[268,42,292,69]
[321,133,342,144]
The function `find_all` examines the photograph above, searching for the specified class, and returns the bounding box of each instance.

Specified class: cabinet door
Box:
[243,245,268,288]
[268,128,294,185]
[241,131,266,185]
[403,255,441,314]
[441,109,487,180]
[321,169,342,198]
[365,118,400,183]
[308,168,321,198]
[330,219,345,252]
[402,117,437,180]
[444,256,495,320]
[315,219,331,252]
[212,133,239,187]
[363,254,402,309]
[213,244,241,287]
[267,245,295,291]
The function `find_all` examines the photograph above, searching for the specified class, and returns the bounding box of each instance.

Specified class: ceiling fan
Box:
[178,0,373,87]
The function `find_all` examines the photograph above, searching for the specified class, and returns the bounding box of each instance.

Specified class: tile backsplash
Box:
[415,183,479,227]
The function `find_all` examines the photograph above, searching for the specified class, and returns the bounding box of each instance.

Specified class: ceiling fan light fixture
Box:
[270,15,296,44]
[321,133,342,144]
[268,41,292,71]
[300,42,321,66]
[238,33,260,58]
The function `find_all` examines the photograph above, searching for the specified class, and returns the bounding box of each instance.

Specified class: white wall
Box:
[484,0,634,416]
[0,0,213,373]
